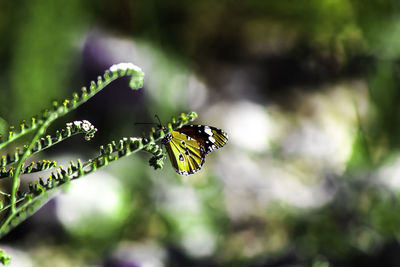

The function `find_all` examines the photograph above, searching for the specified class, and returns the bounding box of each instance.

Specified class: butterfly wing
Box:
[177,125,228,154]
[162,131,205,175]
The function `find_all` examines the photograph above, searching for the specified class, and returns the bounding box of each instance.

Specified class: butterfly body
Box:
[161,125,228,175]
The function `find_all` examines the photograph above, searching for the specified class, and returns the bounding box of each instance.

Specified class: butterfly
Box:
[161,125,228,175]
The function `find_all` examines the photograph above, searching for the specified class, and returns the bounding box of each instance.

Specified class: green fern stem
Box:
[5,63,144,213]
[0,63,144,151]
[10,115,55,213]
[0,111,197,238]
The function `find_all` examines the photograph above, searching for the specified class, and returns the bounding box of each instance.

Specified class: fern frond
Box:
[0,111,197,238]
[0,63,144,151]
[6,63,143,216]
[0,120,96,168]
[0,186,50,237]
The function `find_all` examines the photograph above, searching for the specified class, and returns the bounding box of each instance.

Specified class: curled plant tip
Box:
[66,120,97,141]
[0,63,149,243]
[109,62,142,73]
[0,121,97,169]
[108,63,144,90]
[1,63,144,153]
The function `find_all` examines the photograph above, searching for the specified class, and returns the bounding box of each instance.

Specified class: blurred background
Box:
[1,0,400,266]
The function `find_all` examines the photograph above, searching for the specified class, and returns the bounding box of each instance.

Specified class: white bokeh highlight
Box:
[55,170,126,232]
[225,101,274,152]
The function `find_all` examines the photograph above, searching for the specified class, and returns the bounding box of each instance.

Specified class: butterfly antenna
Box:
[154,115,162,126]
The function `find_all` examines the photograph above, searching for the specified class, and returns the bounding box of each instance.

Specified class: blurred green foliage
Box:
[1,0,87,121]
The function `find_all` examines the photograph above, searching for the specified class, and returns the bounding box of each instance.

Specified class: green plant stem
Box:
[0,65,134,152]
[10,116,54,213]
[0,120,96,171]
[0,142,149,236]
[0,111,197,238]
[0,192,54,235]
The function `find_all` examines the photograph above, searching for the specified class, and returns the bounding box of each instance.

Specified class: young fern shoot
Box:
[0,62,199,265]
[0,111,197,238]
